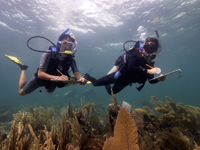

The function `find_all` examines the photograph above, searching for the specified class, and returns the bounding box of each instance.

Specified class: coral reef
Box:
[67,113,85,149]
[0,112,31,149]
[13,106,56,133]
[150,96,200,136]
[0,123,7,144]
[90,114,102,134]
[93,102,107,120]
[1,95,200,149]
[150,96,171,114]
[81,102,95,122]
[105,90,120,134]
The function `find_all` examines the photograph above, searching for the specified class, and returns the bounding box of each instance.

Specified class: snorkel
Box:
[56,28,70,52]
[154,30,162,54]
[149,30,162,62]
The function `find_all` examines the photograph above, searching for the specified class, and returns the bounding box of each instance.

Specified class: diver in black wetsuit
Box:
[85,37,166,95]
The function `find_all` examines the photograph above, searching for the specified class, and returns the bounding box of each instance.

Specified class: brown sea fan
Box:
[103,107,139,150]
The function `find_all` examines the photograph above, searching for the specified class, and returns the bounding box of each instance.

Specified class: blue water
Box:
[0,0,200,121]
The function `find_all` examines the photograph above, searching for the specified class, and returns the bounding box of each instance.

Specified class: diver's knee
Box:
[19,89,27,96]
[45,88,55,93]
[47,91,54,94]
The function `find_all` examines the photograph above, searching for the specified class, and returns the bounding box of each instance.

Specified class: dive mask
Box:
[143,43,157,54]
[60,40,76,51]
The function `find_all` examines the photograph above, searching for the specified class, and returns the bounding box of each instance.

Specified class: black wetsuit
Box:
[85,48,159,94]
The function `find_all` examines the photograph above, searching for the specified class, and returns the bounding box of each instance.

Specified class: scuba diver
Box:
[6,29,87,96]
[85,36,166,95]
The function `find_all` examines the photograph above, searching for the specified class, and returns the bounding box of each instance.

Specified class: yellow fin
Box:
[87,81,92,84]
[5,54,24,65]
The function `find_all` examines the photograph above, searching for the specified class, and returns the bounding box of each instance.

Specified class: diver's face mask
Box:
[143,41,158,63]
[61,40,75,51]
[143,42,158,54]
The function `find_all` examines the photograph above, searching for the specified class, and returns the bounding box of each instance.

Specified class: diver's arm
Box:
[38,52,56,80]
[147,62,165,83]
[148,73,159,84]
[74,72,82,80]
[74,72,87,85]
[148,72,166,84]
[71,58,87,85]
[38,69,69,81]
[147,68,161,74]
[158,74,166,81]
[38,52,68,81]
[128,52,161,75]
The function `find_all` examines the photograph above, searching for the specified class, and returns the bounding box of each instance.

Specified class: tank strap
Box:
[123,54,126,63]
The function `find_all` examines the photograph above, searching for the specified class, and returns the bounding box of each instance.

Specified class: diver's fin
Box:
[5,54,28,70]
[82,73,93,84]
[82,73,92,84]
[87,81,92,84]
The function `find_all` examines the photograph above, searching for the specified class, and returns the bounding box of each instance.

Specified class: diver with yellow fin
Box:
[6,29,87,96]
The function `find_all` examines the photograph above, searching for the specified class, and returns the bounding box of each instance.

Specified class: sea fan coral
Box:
[103,107,139,150]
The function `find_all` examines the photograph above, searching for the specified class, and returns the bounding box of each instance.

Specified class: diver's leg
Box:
[19,76,41,96]
[111,78,129,94]
[5,55,29,95]
[85,73,115,86]
[19,70,28,95]
[112,84,127,94]
[105,85,112,95]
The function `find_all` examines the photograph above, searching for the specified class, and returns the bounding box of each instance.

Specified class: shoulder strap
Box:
[123,54,127,63]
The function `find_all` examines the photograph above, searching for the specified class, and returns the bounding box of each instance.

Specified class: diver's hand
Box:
[158,74,166,81]
[78,77,87,85]
[57,75,69,81]
[147,67,161,74]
